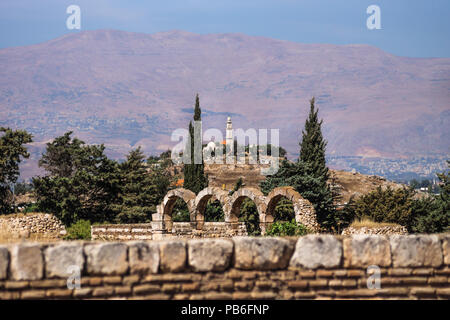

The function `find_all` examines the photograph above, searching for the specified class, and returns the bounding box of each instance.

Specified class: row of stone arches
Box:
[151,186,320,235]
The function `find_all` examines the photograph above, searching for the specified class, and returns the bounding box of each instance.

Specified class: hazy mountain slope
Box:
[0,29,448,178]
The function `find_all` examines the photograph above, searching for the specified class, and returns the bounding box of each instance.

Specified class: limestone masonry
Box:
[0,234,449,299]
[342,225,408,236]
[92,222,248,240]
[0,213,66,239]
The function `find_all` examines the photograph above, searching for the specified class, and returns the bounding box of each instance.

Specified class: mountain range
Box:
[0,29,448,179]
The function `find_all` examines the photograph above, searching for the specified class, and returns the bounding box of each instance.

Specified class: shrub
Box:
[64,219,91,240]
[172,198,190,222]
[409,195,449,233]
[238,198,261,236]
[23,203,39,213]
[266,219,309,236]
[350,217,401,229]
[348,186,413,226]
[204,200,225,222]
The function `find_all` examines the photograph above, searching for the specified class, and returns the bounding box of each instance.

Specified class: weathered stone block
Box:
[85,243,128,275]
[159,240,186,272]
[188,239,233,272]
[344,235,391,267]
[290,235,342,269]
[133,284,160,295]
[10,244,44,280]
[21,290,46,299]
[0,246,9,280]
[390,235,443,267]
[44,243,84,278]
[73,288,92,298]
[128,242,159,274]
[233,237,294,270]
[442,235,450,265]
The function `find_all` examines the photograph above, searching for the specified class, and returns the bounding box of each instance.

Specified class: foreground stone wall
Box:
[0,213,66,239]
[91,222,248,240]
[0,234,449,300]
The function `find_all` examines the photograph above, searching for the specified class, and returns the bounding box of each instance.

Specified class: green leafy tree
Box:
[347,186,413,226]
[183,94,208,194]
[112,147,160,223]
[298,97,335,229]
[38,131,84,177]
[245,144,288,159]
[204,200,225,222]
[273,198,295,222]
[299,98,328,178]
[0,127,33,213]
[261,98,335,231]
[339,163,449,234]
[33,132,120,226]
[409,162,450,233]
[239,198,261,236]
[261,159,335,231]
[227,178,260,232]
[13,182,33,196]
[147,151,173,206]
[227,178,259,232]
[172,198,190,222]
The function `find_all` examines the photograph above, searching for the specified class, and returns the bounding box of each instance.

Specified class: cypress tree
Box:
[194,94,201,121]
[183,94,208,194]
[112,147,156,223]
[299,97,329,180]
[261,98,336,231]
[298,97,335,230]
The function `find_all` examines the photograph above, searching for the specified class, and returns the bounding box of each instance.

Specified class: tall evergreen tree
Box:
[261,98,336,231]
[299,97,329,180]
[298,98,335,230]
[183,94,208,194]
[112,147,159,223]
[409,161,450,233]
[38,131,84,178]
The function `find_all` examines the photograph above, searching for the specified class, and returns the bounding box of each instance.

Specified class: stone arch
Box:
[228,187,266,225]
[265,186,320,232]
[160,188,196,231]
[194,187,229,229]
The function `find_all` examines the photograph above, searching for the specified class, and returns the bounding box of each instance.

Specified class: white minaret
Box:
[226,117,233,152]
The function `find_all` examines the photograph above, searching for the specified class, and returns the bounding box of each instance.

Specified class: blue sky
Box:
[0,0,449,57]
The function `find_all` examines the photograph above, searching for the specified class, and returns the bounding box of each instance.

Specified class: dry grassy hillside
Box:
[330,169,404,205]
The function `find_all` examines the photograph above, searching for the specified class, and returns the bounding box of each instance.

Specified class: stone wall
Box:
[171,222,248,239]
[342,225,408,236]
[0,234,449,300]
[0,213,66,239]
[92,222,248,240]
[91,224,153,241]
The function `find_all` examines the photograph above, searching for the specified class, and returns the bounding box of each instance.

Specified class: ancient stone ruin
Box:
[0,213,66,240]
[342,225,408,236]
[92,186,319,240]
